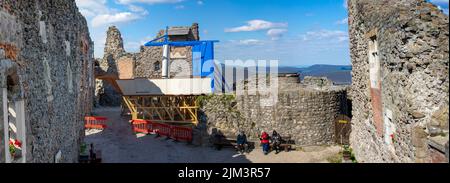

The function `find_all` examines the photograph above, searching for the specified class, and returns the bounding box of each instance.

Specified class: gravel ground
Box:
[85,107,342,163]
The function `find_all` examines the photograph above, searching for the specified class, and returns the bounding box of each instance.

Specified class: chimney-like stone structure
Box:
[96,26,127,106]
[191,23,200,41]
[104,26,126,61]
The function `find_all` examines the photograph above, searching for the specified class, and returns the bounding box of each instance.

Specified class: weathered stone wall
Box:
[134,46,163,79]
[135,23,198,79]
[302,76,334,88]
[349,0,449,163]
[198,76,348,147]
[0,0,94,162]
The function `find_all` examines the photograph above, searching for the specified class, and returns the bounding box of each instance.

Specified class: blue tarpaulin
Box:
[192,41,215,77]
[143,31,220,92]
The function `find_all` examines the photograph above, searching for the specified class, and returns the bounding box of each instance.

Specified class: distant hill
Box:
[277,65,352,85]
[218,64,352,86]
[297,65,352,85]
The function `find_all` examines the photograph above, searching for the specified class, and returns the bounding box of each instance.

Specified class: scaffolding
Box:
[123,95,200,125]
[96,26,220,126]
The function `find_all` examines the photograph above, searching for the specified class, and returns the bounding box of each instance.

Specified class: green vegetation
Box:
[198,94,238,113]
[343,145,358,163]
[80,143,88,156]
[327,151,343,163]
[197,94,235,102]
[9,144,15,157]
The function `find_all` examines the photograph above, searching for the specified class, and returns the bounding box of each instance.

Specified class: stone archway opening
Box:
[1,60,26,163]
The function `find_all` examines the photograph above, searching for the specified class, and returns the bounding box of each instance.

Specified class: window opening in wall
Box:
[368,35,384,137]
[369,36,380,89]
[2,71,26,163]
[154,61,161,71]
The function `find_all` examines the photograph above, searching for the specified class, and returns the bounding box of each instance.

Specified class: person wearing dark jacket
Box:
[260,131,270,155]
[236,131,248,154]
[271,130,282,154]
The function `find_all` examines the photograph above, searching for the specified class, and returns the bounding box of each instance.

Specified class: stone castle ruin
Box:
[1,0,94,163]
[0,0,448,163]
[96,24,351,148]
[348,0,449,163]
[96,24,200,106]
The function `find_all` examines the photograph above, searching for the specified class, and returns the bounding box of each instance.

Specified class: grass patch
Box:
[327,152,343,163]
[343,145,358,163]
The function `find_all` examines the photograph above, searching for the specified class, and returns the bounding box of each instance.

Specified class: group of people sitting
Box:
[236,130,284,155]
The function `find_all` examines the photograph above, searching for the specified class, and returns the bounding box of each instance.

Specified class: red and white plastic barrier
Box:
[85,116,108,129]
[171,126,193,142]
[130,119,153,134]
[130,119,193,142]
[153,123,172,137]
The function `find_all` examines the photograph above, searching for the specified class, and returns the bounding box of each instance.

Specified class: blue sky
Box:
[75,0,449,67]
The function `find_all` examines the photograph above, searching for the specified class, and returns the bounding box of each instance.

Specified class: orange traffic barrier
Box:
[127,120,193,142]
[85,116,107,129]
[153,123,172,137]
[130,119,153,134]
[171,126,193,142]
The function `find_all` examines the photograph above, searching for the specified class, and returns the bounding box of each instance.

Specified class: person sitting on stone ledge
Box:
[236,131,249,154]
[271,130,282,154]
[260,131,270,155]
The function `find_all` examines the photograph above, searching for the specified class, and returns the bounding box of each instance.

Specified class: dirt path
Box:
[85,107,341,163]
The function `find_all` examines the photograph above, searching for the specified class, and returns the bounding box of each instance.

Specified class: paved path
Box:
[85,107,341,163]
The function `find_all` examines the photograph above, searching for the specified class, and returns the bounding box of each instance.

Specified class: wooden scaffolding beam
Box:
[123,95,200,125]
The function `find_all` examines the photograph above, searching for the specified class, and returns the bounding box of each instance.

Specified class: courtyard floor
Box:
[84,107,342,163]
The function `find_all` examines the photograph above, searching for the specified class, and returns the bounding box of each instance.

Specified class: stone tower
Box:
[96,26,126,106]
[104,26,126,61]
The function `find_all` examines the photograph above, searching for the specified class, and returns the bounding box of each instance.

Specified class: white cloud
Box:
[197,0,204,5]
[76,0,144,27]
[91,13,140,28]
[76,0,110,17]
[267,29,287,40]
[117,0,184,4]
[343,0,348,9]
[225,20,288,32]
[301,30,349,42]
[232,39,264,45]
[335,18,348,25]
[125,41,143,52]
[128,5,149,15]
[175,5,185,9]
[92,12,141,27]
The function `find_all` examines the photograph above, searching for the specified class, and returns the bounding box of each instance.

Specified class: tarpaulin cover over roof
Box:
[116,78,212,96]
